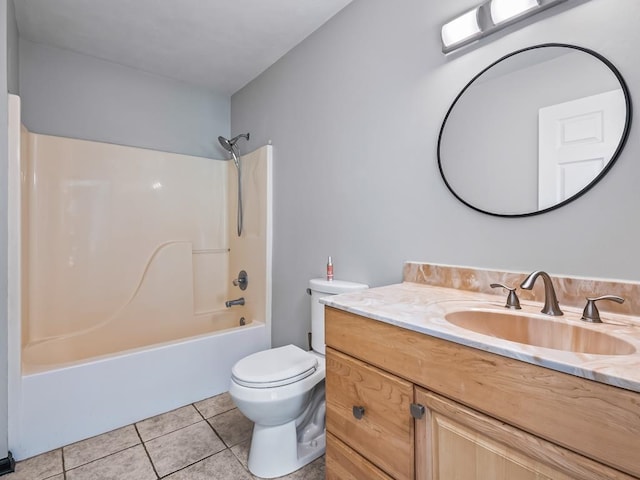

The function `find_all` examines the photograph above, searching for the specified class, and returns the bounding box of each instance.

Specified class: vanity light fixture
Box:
[441,7,482,52]
[441,0,567,54]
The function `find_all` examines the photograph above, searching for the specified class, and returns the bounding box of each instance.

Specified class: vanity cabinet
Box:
[325,307,640,480]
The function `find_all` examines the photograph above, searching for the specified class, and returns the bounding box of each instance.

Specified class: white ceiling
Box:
[14,0,354,96]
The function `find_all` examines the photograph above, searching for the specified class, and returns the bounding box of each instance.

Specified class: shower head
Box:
[218,133,250,169]
[218,133,250,153]
[218,136,233,153]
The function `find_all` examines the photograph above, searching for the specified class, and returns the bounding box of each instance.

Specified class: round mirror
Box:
[438,44,631,217]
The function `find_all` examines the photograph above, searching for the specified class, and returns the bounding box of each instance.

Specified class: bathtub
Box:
[14,312,269,460]
[7,99,274,460]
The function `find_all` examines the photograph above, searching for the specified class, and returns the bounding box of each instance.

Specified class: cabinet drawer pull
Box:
[352,405,365,420]
[410,403,425,419]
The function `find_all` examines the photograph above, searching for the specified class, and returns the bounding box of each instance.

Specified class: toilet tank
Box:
[309,278,368,354]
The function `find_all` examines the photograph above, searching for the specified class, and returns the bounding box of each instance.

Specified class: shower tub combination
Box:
[7,95,272,459]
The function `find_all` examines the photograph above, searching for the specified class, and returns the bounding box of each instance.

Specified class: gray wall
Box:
[231,0,640,349]
[7,0,16,94]
[20,39,230,158]
[1,0,9,459]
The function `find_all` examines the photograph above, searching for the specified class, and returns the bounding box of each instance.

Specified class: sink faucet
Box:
[520,271,563,316]
[225,297,245,308]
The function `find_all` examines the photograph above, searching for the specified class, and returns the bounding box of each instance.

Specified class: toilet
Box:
[229,278,368,478]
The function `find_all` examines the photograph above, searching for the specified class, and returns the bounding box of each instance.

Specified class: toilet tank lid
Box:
[309,278,368,295]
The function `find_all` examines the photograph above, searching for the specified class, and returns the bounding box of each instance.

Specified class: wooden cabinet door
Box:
[326,347,414,479]
[415,388,635,480]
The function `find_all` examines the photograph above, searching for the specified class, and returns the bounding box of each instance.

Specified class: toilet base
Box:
[247,421,326,478]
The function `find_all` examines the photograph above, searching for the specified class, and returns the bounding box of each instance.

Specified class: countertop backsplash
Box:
[403,262,640,318]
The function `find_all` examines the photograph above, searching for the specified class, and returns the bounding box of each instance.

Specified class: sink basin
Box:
[445,310,636,355]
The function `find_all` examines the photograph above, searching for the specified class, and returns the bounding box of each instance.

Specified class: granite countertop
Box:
[321,281,640,393]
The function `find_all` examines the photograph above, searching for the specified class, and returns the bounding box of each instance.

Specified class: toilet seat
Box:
[232,345,318,388]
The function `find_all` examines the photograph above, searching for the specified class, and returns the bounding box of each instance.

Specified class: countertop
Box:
[321,282,640,393]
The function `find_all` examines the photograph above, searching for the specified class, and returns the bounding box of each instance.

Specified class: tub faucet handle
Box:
[581,295,624,323]
[490,283,521,310]
[232,270,248,291]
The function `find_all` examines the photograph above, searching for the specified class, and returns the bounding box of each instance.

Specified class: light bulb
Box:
[490,0,540,25]
[441,8,481,48]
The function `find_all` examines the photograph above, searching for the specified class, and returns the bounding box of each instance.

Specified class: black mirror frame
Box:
[437,43,632,218]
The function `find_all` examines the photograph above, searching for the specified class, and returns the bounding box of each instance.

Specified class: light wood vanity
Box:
[325,306,640,479]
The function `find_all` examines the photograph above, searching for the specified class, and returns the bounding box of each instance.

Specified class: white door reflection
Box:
[538,89,626,210]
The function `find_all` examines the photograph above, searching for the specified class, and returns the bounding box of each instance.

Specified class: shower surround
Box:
[7,95,272,459]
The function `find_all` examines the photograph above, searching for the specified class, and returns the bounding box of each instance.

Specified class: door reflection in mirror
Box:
[538,89,625,210]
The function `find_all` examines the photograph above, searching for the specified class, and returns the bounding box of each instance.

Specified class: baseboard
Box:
[0,452,15,476]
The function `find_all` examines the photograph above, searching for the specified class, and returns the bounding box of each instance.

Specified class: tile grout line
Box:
[189,401,236,469]
[141,415,222,444]
[60,444,146,477]
[228,442,255,478]
[193,401,208,421]
[193,399,236,421]
[154,449,227,479]
[196,401,229,448]
[134,423,160,479]
[204,418,228,449]
[61,447,67,480]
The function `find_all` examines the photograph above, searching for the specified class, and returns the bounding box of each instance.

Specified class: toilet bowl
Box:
[230,346,326,478]
[229,278,368,478]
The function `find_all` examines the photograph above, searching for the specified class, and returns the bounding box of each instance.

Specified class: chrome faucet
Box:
[225,297,245,308]
[520,271,563,316]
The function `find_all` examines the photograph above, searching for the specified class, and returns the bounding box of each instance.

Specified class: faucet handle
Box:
[232,270,248,291]
[490,283,522,310]
[581,295,625,323]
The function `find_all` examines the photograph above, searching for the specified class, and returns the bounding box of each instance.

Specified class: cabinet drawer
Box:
[326,347,414,479]
[326,432,393,480]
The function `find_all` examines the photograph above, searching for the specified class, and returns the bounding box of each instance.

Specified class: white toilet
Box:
[229,278,368,478]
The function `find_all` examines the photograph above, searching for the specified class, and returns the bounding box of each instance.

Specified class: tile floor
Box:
[6,393,324,480]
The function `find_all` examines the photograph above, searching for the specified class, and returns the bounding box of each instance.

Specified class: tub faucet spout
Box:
[225,297,245,308]
[520,271,563,316]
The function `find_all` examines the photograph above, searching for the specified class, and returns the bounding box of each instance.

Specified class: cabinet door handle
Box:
[410,403,425,419]
[352,405,365,420]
